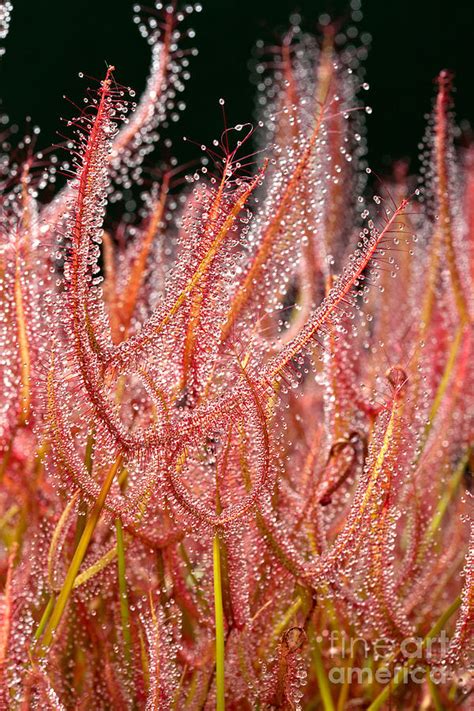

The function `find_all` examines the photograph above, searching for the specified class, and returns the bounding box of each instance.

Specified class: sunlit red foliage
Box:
[0,2,472,709]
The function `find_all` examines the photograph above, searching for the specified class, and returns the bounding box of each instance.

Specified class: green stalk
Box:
[427,673,445,711]
[35,454,122,653]
[310,626,336,711]
[367,595,461,711]
[116,517,132,663]
[33,593,55,642]
[74,429,96,548]
[213,533,225,711]
[336,651,354,711]
[418,324,464,456]
[267,596,303,652]
[422,450,470,550]
[0,504,19,532]
[73,545,117,589]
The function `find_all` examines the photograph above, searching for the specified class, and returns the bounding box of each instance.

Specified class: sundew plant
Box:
[0,1,472,709]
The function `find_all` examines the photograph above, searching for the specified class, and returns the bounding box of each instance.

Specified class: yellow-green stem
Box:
[427,672,445,711]
[213,532,225,711]
[267,596,303,652]
[74,429,96,547]
[73,544,117,589]
[33,594,55,642]
[310,625,336,711]
[418,323,465,454]
[420,449,470,554]
[116,517,132,664]
[336,651,354,711]
[35,454,122,653]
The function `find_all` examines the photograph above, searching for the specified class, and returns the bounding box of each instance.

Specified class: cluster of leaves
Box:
[0,1,472,709]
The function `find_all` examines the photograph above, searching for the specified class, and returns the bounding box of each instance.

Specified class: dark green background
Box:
[1,0,473,171]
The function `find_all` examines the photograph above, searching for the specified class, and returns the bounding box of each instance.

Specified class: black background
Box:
[1,0,473,172]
